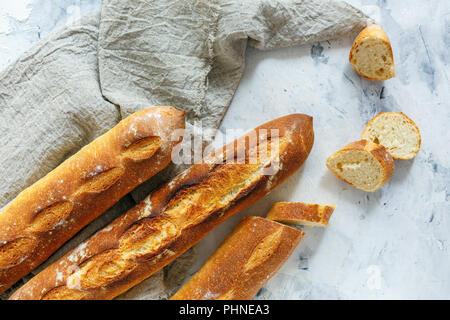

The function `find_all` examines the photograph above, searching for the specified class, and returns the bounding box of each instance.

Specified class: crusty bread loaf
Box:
[361,112,421,160]
[349,24,395,81]
[0,106,185,294]
[326,140,394,192]
[266,202,335,227]
[10,114,314,300]
[170,216,304,300]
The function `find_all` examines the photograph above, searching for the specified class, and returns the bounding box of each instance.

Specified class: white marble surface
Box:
[1,0,449,299]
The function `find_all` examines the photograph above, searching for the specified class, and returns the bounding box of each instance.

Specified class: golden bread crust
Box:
[326,140,394,192]
[10,114,314,300]
[170,216,304,300]
[349,24,395,81]
[0,106,185,294]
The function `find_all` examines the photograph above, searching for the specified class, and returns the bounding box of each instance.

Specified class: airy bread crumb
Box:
[326,140,394,192]
[362,112,421,160]
[349,24,395,81]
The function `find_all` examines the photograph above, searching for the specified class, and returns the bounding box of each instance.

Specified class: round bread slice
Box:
[361,112,421,160]
[326,140,394,192]
[349,24,395,81]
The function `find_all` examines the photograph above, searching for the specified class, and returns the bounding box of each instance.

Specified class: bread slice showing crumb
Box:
[349,24,395,81]
[326,140,394,192]
[266,202,335,227]
[362,112,421,160]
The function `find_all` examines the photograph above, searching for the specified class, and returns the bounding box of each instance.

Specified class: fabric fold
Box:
[0,0,369,299]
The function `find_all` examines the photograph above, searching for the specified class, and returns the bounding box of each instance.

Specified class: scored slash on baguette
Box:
[362,112,421,160]
[349,24,395,81]
[266,202,335,227]
[326,140,394,192]
[170,216,304,300]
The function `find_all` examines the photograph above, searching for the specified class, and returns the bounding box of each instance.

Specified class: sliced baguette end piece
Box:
[362,112,421,160]
[266,202,335,227]
[326,140,394,192]
[349,24,395,81]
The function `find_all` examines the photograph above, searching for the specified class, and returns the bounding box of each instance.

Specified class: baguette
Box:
[326,140,394,192]
[361,112,421,160]
[171,216,304,300]
[266,202,335,227]
[0,106,185,294]
[349,24,395,81]
[10,114,314,300]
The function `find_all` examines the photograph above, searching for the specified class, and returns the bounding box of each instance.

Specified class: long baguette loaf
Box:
[0,106,185,294]
[170,216,304,300]
[10,114,314,300]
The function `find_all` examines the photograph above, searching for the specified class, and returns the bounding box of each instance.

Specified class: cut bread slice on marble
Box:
[349,24,395,81]
[362,112,421,160]
[326,140,394,192]
[266,202,335,227]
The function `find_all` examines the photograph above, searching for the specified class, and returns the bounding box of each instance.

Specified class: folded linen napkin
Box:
[0,0,369,299]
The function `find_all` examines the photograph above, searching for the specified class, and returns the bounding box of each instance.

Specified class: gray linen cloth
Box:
[0,0,369,299]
